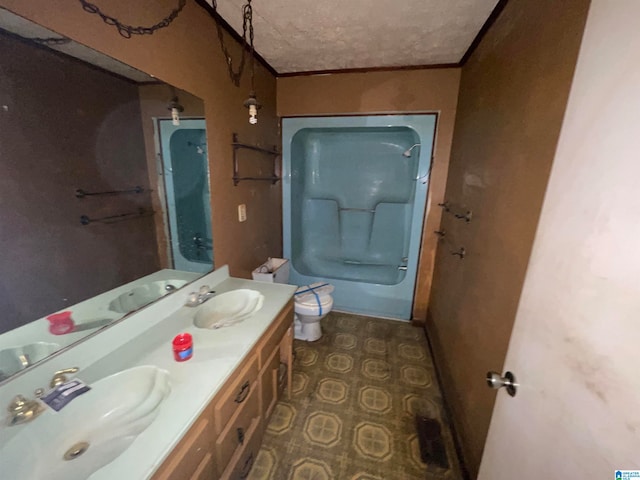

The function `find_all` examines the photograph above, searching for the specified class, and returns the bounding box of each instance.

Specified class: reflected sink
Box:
[108,279,189,314]
[0,365,170,480]
[0,342,60,380]
[194,289,264,329]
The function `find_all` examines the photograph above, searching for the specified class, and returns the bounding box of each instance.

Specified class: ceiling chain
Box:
[78,0,187,39]
[212,0,255,88]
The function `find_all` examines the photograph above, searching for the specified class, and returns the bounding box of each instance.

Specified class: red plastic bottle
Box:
[172,333,193,362]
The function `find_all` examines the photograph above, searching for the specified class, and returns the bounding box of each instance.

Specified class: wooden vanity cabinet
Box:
[257,302,294,421]
[151,406,214,480]
[150,300,294,480]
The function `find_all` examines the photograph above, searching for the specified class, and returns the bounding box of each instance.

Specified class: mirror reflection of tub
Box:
[157,119,213,273]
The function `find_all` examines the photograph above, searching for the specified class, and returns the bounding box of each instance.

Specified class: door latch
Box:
[486,371,518,397]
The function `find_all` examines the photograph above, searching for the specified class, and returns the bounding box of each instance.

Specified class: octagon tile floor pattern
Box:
[248,312,463,480]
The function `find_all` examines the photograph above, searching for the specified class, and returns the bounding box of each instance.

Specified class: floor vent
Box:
[415,415,449,469]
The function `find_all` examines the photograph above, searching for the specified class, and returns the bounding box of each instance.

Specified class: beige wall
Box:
[427,0,590,475]
[278,68,461,320]
[0,0,281,278]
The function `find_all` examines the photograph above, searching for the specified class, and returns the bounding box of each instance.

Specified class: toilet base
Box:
[294,316,322,342]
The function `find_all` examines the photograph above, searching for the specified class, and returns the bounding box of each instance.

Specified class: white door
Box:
[479,2,640,478]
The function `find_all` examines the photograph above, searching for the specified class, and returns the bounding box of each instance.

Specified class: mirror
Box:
[0,8,213,383]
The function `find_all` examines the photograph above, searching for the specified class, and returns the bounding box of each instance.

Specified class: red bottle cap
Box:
[172,333,192,348]
[46,311,75,335]
[172,333,193,362]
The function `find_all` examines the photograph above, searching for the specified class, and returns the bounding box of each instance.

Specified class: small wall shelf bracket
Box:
[232,133,280,186]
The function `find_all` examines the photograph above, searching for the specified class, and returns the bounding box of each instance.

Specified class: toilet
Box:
[293,282,334,342]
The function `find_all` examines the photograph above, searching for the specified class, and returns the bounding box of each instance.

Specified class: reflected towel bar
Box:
[75,186,147,198]
[80,208,154,225]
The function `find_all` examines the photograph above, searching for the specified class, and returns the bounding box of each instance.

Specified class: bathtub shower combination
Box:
[283,115,436,320]
[157,118,213,273]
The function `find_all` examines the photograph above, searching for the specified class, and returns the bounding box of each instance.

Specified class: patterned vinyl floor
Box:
[248,312,463,480]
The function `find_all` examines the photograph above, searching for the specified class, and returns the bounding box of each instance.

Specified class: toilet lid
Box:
[295,294,333,308]
[294,282,333,306]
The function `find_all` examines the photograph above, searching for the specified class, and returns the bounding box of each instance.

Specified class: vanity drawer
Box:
[220,417,262,480]
[215,381,260,475]
[214,354,258,435]
[152,414,212,480]
[257,301,293,368]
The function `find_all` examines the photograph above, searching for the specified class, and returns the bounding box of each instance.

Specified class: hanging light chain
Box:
[212,0,255,87]
[78,0,187,39]
[244,0,256,91]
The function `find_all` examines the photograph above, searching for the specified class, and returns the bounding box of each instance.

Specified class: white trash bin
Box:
[252,258,290,284]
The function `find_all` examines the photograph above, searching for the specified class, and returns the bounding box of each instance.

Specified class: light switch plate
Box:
[238,204,247,222]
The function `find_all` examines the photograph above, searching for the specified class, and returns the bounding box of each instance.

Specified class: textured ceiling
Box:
[208,0,499,73]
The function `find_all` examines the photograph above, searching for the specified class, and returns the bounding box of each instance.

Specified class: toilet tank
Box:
[252,258,290,284]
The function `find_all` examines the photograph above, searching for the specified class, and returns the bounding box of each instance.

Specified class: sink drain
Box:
[63,441,90,460]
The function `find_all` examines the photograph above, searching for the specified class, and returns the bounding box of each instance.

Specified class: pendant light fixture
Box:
[168,97,184,126]
[212,0,261,125]
[241,0,260,125]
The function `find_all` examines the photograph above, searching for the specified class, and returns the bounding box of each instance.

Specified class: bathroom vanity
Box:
[0,266,296,480]
[152,300,293,479]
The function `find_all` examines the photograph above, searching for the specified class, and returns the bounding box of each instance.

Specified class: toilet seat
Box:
[293,282,334,341]
[295,295,333,317]
[294,283,333,317]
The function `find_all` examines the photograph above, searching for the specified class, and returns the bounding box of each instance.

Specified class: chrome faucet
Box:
[6,394,44,426]
[185,285,216,307]
[49,367,79,388]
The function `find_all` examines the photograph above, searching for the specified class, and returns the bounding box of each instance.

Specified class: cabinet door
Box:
[279,326,293,399]
[257,302,293,368]
[260,345,281,421]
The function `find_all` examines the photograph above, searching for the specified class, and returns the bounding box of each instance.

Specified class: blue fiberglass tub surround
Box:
[282,115,436,320]
[158,119,213,274]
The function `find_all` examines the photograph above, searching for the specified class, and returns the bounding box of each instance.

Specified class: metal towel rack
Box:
[438,201,472,223]
[80,208,154,225]
[434,230,466,260]
[232,133,280,186]
[75,186,147,198]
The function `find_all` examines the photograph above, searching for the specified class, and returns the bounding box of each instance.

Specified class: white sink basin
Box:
[0,342,60,380]
[108,279,189,314]
[194,289,264,329]
[0,365,170,480]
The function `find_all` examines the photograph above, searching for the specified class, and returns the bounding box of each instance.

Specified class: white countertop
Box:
[0,266,296,480]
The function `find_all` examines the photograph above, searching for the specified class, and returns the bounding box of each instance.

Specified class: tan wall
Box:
[0,0,281,278]
[427,0,591,475]
[277,68,461,320]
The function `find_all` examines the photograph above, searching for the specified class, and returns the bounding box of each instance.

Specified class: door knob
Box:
[486,371,518,397]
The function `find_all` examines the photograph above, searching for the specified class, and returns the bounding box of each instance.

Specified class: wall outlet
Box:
[238,204,247,222]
